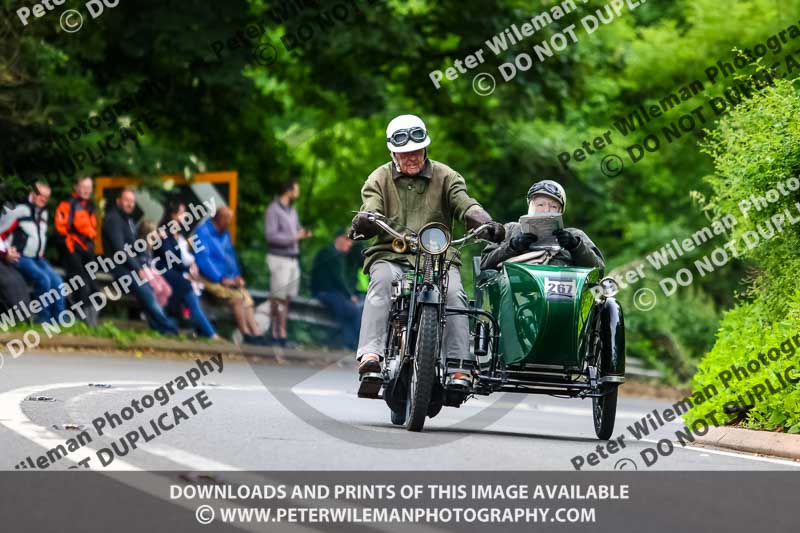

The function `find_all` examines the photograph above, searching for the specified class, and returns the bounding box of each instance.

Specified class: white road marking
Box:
[0,381,154,471]
[110,385,264,393]
[638,438,800,468]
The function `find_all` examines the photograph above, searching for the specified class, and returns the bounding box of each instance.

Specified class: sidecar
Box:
[471,259,625,439]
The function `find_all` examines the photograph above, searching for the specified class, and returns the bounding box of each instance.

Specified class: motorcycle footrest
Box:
[358,373,383,398]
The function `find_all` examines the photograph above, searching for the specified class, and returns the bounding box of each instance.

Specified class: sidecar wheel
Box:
[390,408,406,426]
[405,306,438,432]
[593,385,618,440]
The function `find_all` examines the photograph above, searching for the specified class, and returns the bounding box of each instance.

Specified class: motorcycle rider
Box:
[350,114,505,386]
[480,180,604,271]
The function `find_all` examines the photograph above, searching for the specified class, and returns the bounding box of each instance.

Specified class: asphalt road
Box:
[1,350,798,472]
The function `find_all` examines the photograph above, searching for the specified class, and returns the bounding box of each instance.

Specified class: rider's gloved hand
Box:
[465,207,505,243]
[481,222,506,243]
[350,212,379,240]
[510,233,538,252]
[554,228,580,250]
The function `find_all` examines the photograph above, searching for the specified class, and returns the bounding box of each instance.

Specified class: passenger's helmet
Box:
[386,114,430,153]
[527,180,567,213]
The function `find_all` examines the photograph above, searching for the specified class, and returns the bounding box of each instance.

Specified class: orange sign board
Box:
[93,171,238,254]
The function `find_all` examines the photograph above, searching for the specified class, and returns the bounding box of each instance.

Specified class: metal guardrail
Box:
[49,267,339,329]
[248,289,338,329]
[626,357,664,379]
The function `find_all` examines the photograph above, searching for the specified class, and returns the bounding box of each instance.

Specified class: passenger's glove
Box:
[349,212,379,240]
[510,233,538,252]
[464,207,505,243]
[554,228,580,250]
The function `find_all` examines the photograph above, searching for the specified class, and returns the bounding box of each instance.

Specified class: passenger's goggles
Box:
[528,182,564,202]
[387,127,428,147]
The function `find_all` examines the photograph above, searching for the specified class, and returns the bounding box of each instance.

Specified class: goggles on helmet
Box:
[528,181,564,203]
[387,127,428,147]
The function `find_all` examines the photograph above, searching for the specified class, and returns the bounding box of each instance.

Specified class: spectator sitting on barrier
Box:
[310,229,362,350]
[194,206,265,345]
[55,176,99,326]
[0,237,30,316]
[102,188,178,335]
[156,201,219,339]
[137,219,173,308]
[0,182,66,323]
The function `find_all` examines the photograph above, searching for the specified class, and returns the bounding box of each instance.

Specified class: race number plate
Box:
[544,278,576,298]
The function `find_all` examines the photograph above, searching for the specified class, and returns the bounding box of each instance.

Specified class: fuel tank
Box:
[483,262,600,367]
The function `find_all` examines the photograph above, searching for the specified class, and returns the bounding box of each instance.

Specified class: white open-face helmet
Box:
[386,114,430,153]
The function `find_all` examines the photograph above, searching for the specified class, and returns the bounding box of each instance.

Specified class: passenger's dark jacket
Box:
[480,222,605,272]
[102,205,143,278]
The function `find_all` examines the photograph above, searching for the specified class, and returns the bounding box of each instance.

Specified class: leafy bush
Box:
[685,78,800,431]
[685,292,800,432]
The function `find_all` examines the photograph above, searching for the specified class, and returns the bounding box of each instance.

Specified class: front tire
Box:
[593,384,618,440]
[405,305,439,432]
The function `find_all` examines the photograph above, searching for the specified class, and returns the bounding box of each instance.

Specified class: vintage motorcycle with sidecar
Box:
[354,212,625,438]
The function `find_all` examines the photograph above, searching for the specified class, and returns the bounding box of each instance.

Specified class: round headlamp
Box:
[418,223,450,255]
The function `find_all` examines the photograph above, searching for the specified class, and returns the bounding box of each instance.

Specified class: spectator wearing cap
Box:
[55,176,99,325]
[310,230,361,350]
[0,182,66,322]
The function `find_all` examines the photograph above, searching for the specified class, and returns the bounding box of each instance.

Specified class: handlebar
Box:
[362,212,416,245]
[452,223,494,245]
[354,211,494,248]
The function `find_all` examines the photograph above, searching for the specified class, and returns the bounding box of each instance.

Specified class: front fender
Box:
[416,284,440,305]
[598,298,625,375]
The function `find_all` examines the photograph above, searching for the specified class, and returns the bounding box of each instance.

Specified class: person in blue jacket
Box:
[194,206,264,344]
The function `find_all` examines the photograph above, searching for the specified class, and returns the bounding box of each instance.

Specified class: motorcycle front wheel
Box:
[404,305,438,432]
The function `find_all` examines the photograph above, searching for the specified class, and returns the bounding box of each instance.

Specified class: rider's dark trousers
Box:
[356,260,471,367]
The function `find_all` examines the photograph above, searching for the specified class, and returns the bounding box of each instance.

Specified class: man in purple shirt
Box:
[264,179,311,346]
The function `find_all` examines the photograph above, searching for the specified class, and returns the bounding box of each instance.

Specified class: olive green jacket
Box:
[358,159,482,272]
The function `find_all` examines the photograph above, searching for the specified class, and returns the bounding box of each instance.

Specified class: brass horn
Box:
[391,238,408,253]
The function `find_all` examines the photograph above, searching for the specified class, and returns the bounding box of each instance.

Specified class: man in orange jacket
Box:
[55,176,99,325]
